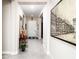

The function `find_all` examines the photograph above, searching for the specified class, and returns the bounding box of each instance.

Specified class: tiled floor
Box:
[2,39,50,59]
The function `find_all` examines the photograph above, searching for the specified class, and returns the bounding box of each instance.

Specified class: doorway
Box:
[41,14,43,39]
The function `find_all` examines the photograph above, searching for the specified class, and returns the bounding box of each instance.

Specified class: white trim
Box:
[2,51,18,55]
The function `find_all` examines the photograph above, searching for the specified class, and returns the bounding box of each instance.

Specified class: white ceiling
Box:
[17,0,48,2]
[19,4,45,17]
[17,0,48,17]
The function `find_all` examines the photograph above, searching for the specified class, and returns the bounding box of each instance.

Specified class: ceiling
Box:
[17,0,48,2]
[18,0,48,17]
[20,4,46,17]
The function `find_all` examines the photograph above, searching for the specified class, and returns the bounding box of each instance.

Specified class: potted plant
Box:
[21,44,26,51]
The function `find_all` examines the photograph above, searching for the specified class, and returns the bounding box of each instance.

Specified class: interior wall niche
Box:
[50,0,76,45]
[19,16,23,30]
[19,15,25,30]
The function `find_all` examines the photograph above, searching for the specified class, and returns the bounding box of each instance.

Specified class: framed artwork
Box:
[50,0,76,46]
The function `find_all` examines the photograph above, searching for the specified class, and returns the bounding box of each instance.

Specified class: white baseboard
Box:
[2,51,18,55]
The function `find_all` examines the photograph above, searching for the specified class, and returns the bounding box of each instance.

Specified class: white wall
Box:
[3,0,13,54]
[42,0,60,55]
[2,0,24,55]
[42,0,76,59]
[49,37,76,59]
[43,9,50,54]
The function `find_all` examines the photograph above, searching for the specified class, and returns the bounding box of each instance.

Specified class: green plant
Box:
[21,44,26,49]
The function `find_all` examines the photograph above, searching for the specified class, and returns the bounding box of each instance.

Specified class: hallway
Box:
[2,39,50,59]
[2,0,76,59]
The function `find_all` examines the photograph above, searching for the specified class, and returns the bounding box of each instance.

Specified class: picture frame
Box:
[50,0,76,46]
